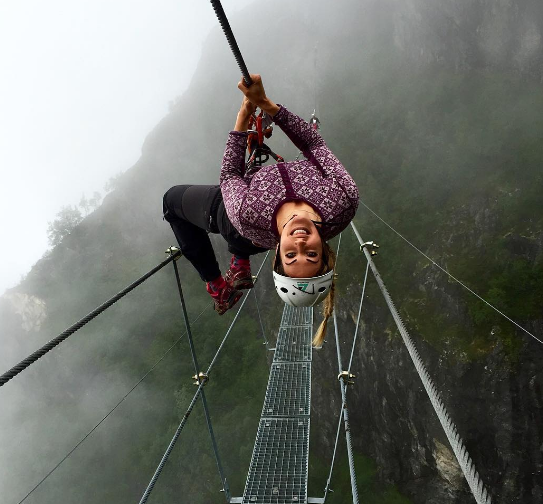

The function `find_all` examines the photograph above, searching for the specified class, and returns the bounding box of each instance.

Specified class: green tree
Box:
[46,205,82,246]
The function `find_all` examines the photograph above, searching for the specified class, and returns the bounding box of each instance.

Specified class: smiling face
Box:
[278,215,324,278]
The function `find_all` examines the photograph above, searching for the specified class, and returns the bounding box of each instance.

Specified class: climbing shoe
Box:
[206,276,243,315]
[224,255,254,290]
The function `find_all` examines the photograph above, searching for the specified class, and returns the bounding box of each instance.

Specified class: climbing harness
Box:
[246,110,284,170]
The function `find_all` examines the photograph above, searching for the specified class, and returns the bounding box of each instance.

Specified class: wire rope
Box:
[172,260,231,502]
[347,261,370,376]
[16,303,210,504]
[1,251,181,387]
[209,0,252,86]
[359,200,542,346]
[332,310,360,504]
[323,404,344,499]
[138,252,270,504]
[352,222,492,504]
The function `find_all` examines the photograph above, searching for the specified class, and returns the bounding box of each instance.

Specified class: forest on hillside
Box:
[1,1,542,503]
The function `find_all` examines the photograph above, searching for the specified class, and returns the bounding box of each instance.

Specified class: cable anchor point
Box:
[361,241,379,256]
[165,246,182,260]
[338,371,356,386]
[192,371,209,386]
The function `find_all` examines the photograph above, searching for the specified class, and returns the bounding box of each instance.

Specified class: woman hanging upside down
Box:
[163,74,359,346]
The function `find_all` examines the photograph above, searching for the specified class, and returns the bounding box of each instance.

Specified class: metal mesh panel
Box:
[274,327,312,363]
[280,305,313,327]
[241,305,313,503]
[262,363,311,417]
[242,418,310,504]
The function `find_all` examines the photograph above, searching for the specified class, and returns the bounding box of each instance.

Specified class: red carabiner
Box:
[256,114,264,146]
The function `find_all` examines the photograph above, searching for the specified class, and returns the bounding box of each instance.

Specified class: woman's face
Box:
[278,214,323,278]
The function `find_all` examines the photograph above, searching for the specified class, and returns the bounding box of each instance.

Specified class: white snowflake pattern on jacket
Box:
[220,106,359,249]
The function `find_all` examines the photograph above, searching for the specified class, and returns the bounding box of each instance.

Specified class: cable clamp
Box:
[165,246,182,260]
[338,371,356,386]
[360,241,379,256]
[192,372,209,386]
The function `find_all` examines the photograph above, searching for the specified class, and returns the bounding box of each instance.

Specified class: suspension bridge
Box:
[2,1,541,502]
[2,219,508,504]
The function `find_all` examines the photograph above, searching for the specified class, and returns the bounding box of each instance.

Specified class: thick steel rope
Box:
[351,222,492,504]
[138,251,270,504]
[359,200,542,346]
[172,260,231,502]
[325,233,359,503]
[209,0,253,86]
[17,303,211,504]
[0,250,181,387]
[332,310,360,504]
[139,379,207,504]
[323,261,369,501]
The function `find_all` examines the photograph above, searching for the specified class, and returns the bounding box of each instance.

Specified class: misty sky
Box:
[0,0,253,296]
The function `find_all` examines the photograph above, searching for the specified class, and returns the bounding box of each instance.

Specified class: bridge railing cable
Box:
[138,251,270,504]
[332,310,360,504]
[359,200,542,346]
[351,222,492,504]
[172,259,231,502]
[16,302,211,504]
[323,251,370,501]
[0,250,181,387]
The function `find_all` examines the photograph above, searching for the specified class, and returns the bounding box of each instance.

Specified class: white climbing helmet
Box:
[272,269,334,307]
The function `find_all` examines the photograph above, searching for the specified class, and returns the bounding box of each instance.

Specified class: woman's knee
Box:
[163,185,190,221]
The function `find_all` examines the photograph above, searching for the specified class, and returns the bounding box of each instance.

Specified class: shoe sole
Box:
[232,279,254,290]
[214,290,243,315]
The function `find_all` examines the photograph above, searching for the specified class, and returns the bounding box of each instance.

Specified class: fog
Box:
[0,0,252,296]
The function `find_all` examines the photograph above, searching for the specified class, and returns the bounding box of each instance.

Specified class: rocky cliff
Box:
[1,1,542,502]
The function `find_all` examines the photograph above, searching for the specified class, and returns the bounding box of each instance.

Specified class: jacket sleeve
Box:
[273,105,345,179]
[219,131,249,234]
[274,105,359,217]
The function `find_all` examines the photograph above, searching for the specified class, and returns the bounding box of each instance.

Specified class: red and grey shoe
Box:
[206,276,243,315]
[224,255,254,290]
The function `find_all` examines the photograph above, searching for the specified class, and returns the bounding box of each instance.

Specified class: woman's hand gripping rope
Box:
[238,74,280,118]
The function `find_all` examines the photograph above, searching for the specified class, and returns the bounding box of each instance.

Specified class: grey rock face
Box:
[390,0,543,79]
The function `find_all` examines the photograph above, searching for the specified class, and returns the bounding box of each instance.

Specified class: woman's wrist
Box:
[234,111,251,132]
[259,98,280,117]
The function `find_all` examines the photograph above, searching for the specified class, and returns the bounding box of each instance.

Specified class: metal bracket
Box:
[192,371,209,386]
[360,240,379,256]
[165,246,182,260]
[338,371,356,386]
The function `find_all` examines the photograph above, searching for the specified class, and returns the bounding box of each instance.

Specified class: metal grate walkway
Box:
[239,305,313,504]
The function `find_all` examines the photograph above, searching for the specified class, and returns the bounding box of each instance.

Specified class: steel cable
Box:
[172,260,230,502]
[351,222,492,504]
[1,251,181,387]
[209,0,252,86]
[332,310,360,504]
[359,200,542,346]
[138,251,270,503]
[17,302,210,504]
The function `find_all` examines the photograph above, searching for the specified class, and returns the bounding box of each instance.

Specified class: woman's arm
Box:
[238,74,340,176]
[220,96,257,234]
[234,96,257,132]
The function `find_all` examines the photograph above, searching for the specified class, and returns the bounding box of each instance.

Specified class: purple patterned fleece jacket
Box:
[220,106,359,250]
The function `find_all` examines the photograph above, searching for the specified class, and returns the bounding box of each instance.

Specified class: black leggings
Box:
[163,185,266,282]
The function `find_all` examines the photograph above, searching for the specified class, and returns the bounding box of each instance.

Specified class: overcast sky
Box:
[0,0,253,296]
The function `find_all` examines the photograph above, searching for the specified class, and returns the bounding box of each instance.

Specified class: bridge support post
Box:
[172,260,231,502]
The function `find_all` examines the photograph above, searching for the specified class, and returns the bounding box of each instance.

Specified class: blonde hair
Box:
[274,241,336,348]
[311,242,336,348]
